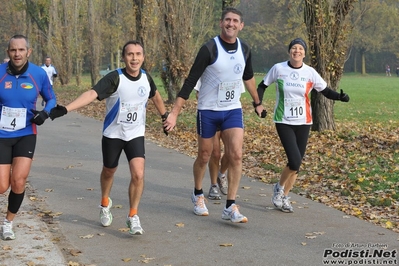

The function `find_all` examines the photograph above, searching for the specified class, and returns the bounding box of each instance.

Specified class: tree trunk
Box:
[304,0,356,131]
[158,0,214,103]
[73,0,83,86]
[353,48,357,73]
[361,49,366,75]
[88,0,100,86]
[310,90,336,131]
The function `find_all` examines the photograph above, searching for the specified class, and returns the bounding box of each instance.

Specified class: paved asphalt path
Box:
[1,111,398,266]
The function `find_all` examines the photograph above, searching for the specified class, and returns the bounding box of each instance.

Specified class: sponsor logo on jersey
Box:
[234,63,243,74]
[137,86,147,97]
[286,82,304,88]
[21,83,34,89]
[290,71,299,80]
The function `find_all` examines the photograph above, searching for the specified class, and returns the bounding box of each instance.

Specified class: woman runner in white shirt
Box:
[257,38,350,212]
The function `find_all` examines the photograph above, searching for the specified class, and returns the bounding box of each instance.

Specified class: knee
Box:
[0,185,9,194]
[197,151,212,165]
[102,167,117,179]
[211,149,221,161]
[131,171,144,184]
[10,179,26,192]
[227,150,242,162]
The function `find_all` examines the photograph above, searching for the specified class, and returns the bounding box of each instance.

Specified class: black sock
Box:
[226,200,235,209]
[194,188,203,196]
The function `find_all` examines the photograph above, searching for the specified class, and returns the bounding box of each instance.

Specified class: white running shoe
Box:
[126,215,144,235]
[99,198,113,227]
[208,184,222,200]
[191,192,209,216]
[222,203,248,223]
[1,220,15,240]
[217,173,228,195]
[271,183,284,209]
[282,196,294,213]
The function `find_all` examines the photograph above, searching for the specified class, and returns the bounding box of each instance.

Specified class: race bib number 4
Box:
[0,106,27,131]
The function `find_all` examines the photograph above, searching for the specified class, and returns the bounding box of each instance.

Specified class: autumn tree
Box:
[349,1,399,74]
[239,0,306,69]
[223,0,240,9]
[157,0,214,102]
[132,0,160,72]
[304,0,356,131]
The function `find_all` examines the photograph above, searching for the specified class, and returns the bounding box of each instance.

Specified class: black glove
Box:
[161,112,169,136]
[253,102,267,118]
[30,109,49,125]
[255,109,267,118]
[49,105,68,120]
[339,89,350,102]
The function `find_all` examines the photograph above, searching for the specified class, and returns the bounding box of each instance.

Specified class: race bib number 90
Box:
[117,102,143,125]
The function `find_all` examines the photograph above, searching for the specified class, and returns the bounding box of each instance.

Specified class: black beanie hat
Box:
[288,38,307,54]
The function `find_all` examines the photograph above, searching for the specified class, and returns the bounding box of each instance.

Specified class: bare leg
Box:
[127,158,145,210]
[100,166,116,202]
[193,136,213,190]
[221,128,243,201]
[208,131,221,185]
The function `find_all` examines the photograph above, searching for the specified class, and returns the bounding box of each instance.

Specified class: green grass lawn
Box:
[151,72,399,125]
[252,74,399,124]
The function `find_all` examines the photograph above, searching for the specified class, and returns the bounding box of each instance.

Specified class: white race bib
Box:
[284,98,305,120]
[0,106,26,131]
[0,106,27,131]
[117,102,144,125]
[217,80,241,107]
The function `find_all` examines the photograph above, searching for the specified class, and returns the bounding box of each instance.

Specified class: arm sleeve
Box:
[320,87,340,100]
[92,70,120,100]
[147,73,157,99]
[242,43,254,81]
[41,74,57,113]
[257,81,268,103]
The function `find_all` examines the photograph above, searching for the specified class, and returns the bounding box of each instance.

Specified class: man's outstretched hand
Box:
[49,105,68,120]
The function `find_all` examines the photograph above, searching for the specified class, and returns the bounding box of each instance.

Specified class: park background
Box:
[0,1,398,85]
[0,1,398,232]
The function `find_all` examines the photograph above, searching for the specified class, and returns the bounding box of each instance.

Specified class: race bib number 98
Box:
[217,80,241,106]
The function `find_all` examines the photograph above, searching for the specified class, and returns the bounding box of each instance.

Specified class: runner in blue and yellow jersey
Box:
[0,34,56,240]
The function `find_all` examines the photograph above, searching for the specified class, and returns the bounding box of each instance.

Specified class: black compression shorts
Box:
[101,136,145,168]
[0,135,36,164]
